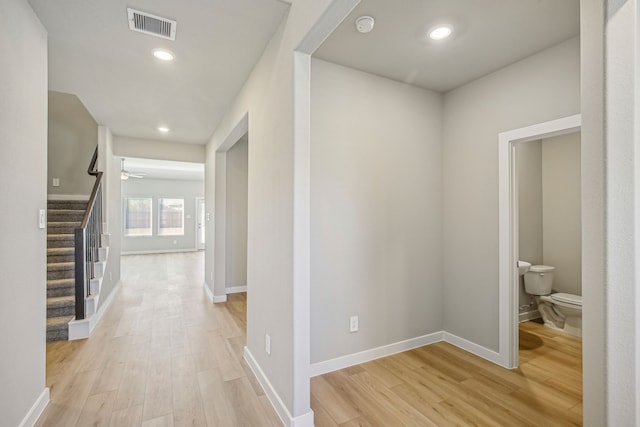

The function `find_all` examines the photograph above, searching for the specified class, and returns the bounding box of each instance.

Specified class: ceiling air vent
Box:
[127,8,176,41]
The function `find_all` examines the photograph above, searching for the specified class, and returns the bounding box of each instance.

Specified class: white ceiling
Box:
[28,0,289,144]
[29,0,579,149]
[315,0,580,92]
[122,157,204,181]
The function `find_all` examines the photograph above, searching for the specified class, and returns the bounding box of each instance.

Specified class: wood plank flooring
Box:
[36,252,281,427]
[312,321,582,426]
[36,252,582,426]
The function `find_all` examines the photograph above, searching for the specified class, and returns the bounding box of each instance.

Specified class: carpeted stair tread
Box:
[47,295,75,307]
[47,221,81,234]
[47,234,74,240]
[47,278,75,298]
[46,315,73,342]
[48,278,74,287]
[47,234,75,248]
[47,261,75,270]
[48,200,87,210]
[48,210,85,222]
[48,247,74,255]
[47,315,74,328]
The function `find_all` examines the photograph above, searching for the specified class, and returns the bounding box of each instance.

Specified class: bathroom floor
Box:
[312,320,582,426]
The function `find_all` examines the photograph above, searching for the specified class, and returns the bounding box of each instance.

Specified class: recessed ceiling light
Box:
[152,48,174,61]
[158,126,170,133]
[429,25,453,41]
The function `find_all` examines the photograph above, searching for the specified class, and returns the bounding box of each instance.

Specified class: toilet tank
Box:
[524,265,555,295]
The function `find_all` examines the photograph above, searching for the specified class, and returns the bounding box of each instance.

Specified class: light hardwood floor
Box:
[37,252,582,426]
[311,321,582,426]
[36,252,281,427]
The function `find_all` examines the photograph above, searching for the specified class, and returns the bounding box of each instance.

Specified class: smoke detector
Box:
[355,16,375,34]
[127,8,177,40]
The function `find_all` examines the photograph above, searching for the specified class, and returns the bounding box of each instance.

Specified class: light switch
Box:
[38,209,46,229]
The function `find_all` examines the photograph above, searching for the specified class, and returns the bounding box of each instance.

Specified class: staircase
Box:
[46,200,86,341]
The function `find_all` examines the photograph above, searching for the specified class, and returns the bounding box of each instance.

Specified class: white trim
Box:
[519,310,541,322]
[244,347,314,427]
[443,332,502,365]
[203,281,227,302]
[47,194,89,201]
[226,285,247,294]
[309,332,443,377]
[498,114,581,368]
[18,388,49,427]
[213,294,227,303]
[121,248,198,255]
[69,281,121,340]
[203,281,214,302]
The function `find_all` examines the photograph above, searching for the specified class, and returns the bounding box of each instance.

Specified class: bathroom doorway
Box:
[498,114,581,368]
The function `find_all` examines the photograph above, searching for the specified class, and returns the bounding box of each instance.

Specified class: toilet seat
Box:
[550,292,582,306]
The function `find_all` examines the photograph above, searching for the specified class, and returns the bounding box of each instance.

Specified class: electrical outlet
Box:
[350,315,359,333]
[265,334,271,355]
[52,178,60,187]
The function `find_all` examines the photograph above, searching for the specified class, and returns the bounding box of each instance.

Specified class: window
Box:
[158,198,184,236]
[124,197,152,236]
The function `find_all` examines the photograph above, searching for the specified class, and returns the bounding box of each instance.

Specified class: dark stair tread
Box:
[47,234,74,240]
[46,315,74,329]
[48,247,74,255]
[47,295,75,307]
[47,261,75,270]
[48,278,75,288]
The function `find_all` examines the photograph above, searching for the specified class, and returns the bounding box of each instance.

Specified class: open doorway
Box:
[498,114,581,368]
[214,131,249,299]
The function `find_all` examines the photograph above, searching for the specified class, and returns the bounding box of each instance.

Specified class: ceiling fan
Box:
[120,158,146,180]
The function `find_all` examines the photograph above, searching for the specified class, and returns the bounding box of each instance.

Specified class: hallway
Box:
[36,252,280,427]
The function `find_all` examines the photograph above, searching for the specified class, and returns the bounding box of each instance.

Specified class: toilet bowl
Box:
[523,264,583,337]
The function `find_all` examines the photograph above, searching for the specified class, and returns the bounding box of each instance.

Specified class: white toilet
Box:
[523,264,583,337]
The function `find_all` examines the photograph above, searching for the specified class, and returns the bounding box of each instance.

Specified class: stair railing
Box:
[74,147,103,320]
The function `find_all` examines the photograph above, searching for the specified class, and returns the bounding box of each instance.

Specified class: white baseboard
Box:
[519,309,541,322]
[69,281,121,340]
[443,332,501,365]
[121,249,198,255]
[47,194,89,201]
[213,294,227,303]
[244,347,314,427]
[226,285,247,294]
[202,282,227,303]
[203,282,214,302]
[309,331,444,377]
[18,387,49,427]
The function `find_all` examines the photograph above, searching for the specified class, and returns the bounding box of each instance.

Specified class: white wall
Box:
[310,59,443,363]
[48,91,97,196]
[0,1,49,425]
[442,36,580,350]
[542,132,581,295]
[114,136,205,163]
[204,0,342,420]
[98,127,121,308]
[121,178,204,254]
[226,136,248,289]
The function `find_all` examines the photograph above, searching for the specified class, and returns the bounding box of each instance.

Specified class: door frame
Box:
[196,197,205,250]
[497,113,581,368]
